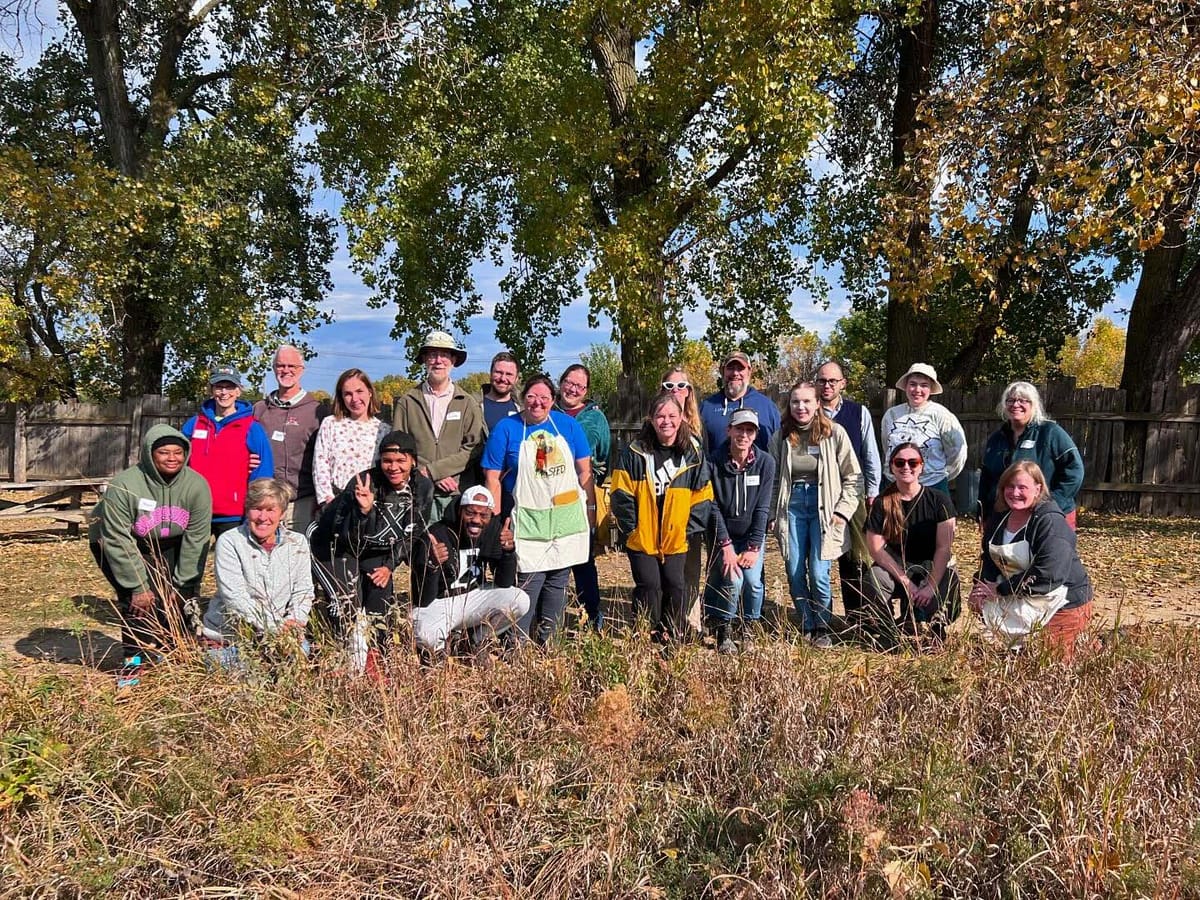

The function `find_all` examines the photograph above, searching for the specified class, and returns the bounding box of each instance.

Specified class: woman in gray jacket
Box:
[203,478,313,669]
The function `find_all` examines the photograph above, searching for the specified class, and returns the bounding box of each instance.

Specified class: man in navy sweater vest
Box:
[816,361,882,630]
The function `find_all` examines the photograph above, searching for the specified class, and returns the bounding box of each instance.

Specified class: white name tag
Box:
[808,445,820,456]
[272,430,286,442]
[507,410,519,416]
[745,474,761,486]
[446,411,462,421]
[137,498,157,512]
[1020,439,1035,449]
[192,429,208,439]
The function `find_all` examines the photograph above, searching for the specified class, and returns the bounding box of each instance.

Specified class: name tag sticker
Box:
[192,429,208,439]
[808,445,820,456]
[137,498,157,512]
[507,410,519,416]
[1020,439,1035,449]
[271,430,286,442]
[446,411,462,421]
[745,474,761,486]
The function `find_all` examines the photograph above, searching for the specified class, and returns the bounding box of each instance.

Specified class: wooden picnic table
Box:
[0,478,109,536]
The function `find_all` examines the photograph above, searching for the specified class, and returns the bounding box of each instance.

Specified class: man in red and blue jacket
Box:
[182,365,275,536]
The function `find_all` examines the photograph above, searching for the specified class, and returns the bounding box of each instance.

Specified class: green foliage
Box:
[373,374,417,408]
[825,305,888,396]
[456,371,491,397]
[317,0,861,383]
[580,343,622,412]
[0,3,336,401]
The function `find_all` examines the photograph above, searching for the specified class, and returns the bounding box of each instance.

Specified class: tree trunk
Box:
[1118,202,1200,481]
[118,276,167,396]
[613,265,671,394]
[942,165,1038,387]
[885,0,939,383]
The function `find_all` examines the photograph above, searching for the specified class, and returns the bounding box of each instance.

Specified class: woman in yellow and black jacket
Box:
[610,395,714,643]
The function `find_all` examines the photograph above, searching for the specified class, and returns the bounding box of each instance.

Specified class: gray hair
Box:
[272,344,304,365]
[997,381,1048,425]
[245,478,294,513]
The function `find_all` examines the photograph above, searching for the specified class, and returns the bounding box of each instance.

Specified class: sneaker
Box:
[717,635,738,655]
[809,633,833,650]
[116,656,143,690]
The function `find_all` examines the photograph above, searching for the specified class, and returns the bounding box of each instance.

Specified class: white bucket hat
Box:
[419,330,467,367]
[895,362,943,395]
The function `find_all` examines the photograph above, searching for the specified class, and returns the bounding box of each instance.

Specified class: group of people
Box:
[88,334,1096,688]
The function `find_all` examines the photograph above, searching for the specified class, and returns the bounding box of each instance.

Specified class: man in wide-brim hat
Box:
[393,329,484,520]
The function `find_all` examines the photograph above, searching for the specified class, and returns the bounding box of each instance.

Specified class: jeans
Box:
[703,536,766,624]
[516,567,571,645]
[785,482,832,633]
[206,638,311,673]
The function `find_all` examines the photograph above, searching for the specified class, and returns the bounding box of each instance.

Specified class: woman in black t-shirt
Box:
[864,443,961,644]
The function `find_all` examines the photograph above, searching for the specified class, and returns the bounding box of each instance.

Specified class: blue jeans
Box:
[703,536,766,624]
[517,567,571,645]
[206,639,311,674]
[785,483,832,633]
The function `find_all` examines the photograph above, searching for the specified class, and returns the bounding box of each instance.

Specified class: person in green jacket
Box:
[89,424,213,688]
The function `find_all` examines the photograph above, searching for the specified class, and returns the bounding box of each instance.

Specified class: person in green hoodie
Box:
[89,424,213,688]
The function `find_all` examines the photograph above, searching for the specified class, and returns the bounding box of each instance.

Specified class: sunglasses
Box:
[662,381,690,391]
[892,457,923,469]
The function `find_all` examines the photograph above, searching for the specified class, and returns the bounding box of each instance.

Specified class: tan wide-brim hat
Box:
[895,362,943,395]
[419,330,467,367]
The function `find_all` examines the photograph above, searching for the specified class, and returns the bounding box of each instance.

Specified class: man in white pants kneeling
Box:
[410,485,530,655]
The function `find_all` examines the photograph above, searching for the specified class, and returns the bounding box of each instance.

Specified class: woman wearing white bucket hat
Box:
[880,363,967,496]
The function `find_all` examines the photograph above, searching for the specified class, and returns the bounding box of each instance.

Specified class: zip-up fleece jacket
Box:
[393,384,484,484]
[709,447,776,549]
[610,438,714,560]
[410,516,517,608]
[182,398,274,519]
[253,391,329,498]
[202,524,313,641]
[980,502,1092,608]
[88,424,213,593]
[978,420,1084,515]
[557,401,613,485]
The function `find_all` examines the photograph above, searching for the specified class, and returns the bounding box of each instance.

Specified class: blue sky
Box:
[289,206,1132,397]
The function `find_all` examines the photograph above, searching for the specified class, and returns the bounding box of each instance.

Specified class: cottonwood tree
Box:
[317,0,861,387]
[0,0,340,400]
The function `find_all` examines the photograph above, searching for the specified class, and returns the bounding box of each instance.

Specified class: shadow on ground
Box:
[13,627,122,670]
[71,593,123,627]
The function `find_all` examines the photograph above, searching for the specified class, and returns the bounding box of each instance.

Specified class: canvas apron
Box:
[982,513,1069,646]
[512,417,590,573]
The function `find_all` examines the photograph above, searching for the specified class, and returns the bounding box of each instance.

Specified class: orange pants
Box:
[1043,601,1093,660]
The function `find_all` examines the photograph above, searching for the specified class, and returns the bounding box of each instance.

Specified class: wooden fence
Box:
[608,377,1200,517]
[2,379,1198,515]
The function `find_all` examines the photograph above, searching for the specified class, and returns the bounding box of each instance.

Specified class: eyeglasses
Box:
[892,457,923,469]
[1005,397,1031,406]
[274,364,303,371]
[561,380,588,392]
[815,378,843,386]
[662,381,690,391]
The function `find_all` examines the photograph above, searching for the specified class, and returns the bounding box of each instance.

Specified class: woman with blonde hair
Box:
[660,366,703,445]
[970,461,1093,657]
[769,381,860,647]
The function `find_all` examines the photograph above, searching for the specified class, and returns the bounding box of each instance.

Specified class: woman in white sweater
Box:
[880,363,967,496]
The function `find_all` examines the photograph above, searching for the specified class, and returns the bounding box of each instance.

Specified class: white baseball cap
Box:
[460,485,495,508]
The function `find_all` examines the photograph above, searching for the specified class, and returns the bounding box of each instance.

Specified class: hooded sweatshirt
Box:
[182,398,275,520]
[88,424,213,593]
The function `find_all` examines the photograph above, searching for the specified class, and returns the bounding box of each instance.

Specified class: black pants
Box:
[312,550,397,647]
[90,540,198,659]
[628,550,688,640]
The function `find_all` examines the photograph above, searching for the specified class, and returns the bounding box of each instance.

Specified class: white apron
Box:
[512,417,589,572]
[982,513,1068,647]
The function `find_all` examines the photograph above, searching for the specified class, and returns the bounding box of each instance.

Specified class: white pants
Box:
[410,586,531,653]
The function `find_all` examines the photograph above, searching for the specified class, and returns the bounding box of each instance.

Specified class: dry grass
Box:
[4,626,1200,897]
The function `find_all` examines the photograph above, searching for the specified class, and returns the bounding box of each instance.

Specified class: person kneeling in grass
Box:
[89,424,212,690]
[202,478,313,670]
[409,486,530,658]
